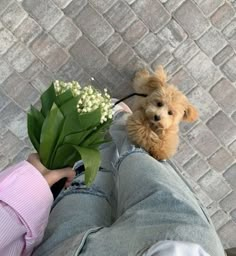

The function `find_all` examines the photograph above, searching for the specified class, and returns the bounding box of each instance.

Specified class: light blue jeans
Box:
[34,113,225,256]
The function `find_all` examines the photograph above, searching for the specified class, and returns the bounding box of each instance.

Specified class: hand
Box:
[27,153,76,188]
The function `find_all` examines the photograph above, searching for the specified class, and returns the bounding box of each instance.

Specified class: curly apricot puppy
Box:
[127,67,198,160]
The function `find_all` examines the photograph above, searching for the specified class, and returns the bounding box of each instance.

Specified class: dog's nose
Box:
[154,115,161,121]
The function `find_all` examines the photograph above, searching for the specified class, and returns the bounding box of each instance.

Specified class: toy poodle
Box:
[127,67,198,160]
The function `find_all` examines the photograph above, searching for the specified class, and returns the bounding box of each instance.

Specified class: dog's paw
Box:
[149,146,170,161]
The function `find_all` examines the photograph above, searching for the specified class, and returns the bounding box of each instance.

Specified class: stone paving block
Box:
[105,1,136,33]
[99,33,122,56]
[221,55,236,82]
[122,19,148,47]
[164,59,181,76]
[22,0,63,31]
[124,0,136,4]
[173,0,210,40]
[198,170,232,201]
[218,220,236,248]
[70,36,107,74]
[0,154,9,172]
[164,0,186,12]
[30,32,68,72]
[213,45,234,66]
[169,68,197,93]
[172,137,196,166]
[14,17,42,45]
[196,27,227,58]
[4,42,36,73]
[0,130,24,161]
[63,0,87,18]
[206,201,220,216]
[207,111,236,146]
[151,50,173,70]
[51,17,81,48]
[210,78,236,115]
[0,22,16,55]
[231,209,236,223]
[132,0,170,32]
[134,33,162,63]
[208,148,235,173]
[222,18,236,50]
[109,42,134,71]
[119,55,147,80]
[75,5,113,47]
[0,59,12,84]
[1,72,25,98]
[223,164,236,189]
[1,72,39,110]
[21,60,44,81]
[220,191,236,212]
[30,68,55,92]
[193,185,213,206]
[232,111,236,124]
[52,0,73,9]
[211,209,230,230]
[173,38,199,65]
[210,2,235,30]
[11,146,32,166]
[185,123,220,158]
[89,0,117,13]
[180,120,199,135]
[187,86,219,122]
[0,0,11,15]
[94,63,124,90]
[57,57,83,81]
[229,140,236,157]
[157,19,187,52]
[15,83,40,111]
[0,89,10,111]
[1,2,27,32]
[7,111,28,139]
[194,0,224,16]
[0,102,24,136]
[183,154,210,181]
[186,52,222,90]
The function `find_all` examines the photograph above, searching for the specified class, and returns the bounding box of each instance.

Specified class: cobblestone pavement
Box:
[0,0,236,248]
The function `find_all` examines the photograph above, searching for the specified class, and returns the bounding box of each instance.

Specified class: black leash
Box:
[113,93,147,107]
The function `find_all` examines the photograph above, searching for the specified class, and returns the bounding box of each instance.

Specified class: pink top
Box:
[0,161,53,256]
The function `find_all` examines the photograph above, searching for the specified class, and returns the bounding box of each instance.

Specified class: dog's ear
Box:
[183,103,198,122]
[155,65,167,85]
[147,66,168,90]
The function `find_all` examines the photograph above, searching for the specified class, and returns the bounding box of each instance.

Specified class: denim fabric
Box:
[34,112,225,256]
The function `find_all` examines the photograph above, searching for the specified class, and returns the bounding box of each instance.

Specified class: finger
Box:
[44,168,76,187]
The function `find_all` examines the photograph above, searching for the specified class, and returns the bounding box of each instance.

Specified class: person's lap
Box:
[34,112,225,256]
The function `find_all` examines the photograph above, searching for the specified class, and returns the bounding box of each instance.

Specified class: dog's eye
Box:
[157,101,163,107]
[168,110,173,115]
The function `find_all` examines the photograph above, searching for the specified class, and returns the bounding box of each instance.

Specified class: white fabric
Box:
[143,240,211,256]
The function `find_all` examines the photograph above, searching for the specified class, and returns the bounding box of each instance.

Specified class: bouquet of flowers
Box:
[27,80,113,197]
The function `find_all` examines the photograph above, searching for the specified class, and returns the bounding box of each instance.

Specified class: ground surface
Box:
[0,0,236,248]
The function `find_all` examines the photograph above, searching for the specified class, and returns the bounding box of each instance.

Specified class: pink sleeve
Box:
[0,161,53,256]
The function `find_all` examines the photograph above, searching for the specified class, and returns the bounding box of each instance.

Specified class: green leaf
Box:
[59,96,80,116]
[57,107,102,146]
[39,103,64,168]
[51,144,81,169]
[40,83,56,117]
[74,146,100,186]
[55,89,74,107]
[81,120,111,147]
[64,129,94,145]
[27,113,40,151]
[27,105,45,151]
